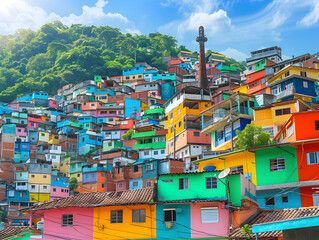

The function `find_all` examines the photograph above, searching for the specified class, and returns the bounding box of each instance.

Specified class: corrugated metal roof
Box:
[28,188,154,211]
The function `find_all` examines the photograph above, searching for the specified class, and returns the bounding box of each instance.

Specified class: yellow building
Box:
[29,193,50,203]
[28,173,51,184]
[49,134,59,144]
[194,150,258,185]
[38,131,50,142]
[253,99,313,137]
[93,204,156,239]
[164,87,212,159]
[232,85,247,94]
[268,65,319,84]
[122,74,144,83]
[59,156,70,177]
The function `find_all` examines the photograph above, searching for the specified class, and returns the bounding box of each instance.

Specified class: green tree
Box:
[69,177,78,191]
[235,123,271,150]
[122,129,134,140]
[240,224,252,239]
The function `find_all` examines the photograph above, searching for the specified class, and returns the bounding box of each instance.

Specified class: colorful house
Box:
[201,92,254,151]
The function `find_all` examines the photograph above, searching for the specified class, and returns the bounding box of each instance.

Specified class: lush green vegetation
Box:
[0,22,189,102]
[235,123,271,150]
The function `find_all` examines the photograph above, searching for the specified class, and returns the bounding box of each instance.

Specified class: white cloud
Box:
[0,0,135,35]
[299,0,319,26]
[220,48,248,61]
[125,28,142,35]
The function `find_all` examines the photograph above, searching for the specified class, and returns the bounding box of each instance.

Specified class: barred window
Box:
[62,214,73,227]
[111,210,123,223]
[270,158,285,171]
[132,209,146,223]
[231,165,244,174]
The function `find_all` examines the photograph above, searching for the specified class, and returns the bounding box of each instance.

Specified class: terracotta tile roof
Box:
[230,207,319,239]
[28,188,154,211]
[0,226,29,239]
[253,207,319,225]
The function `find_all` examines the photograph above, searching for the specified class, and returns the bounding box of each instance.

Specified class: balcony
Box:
[133,142,166,150]
[16,185,28,191]
[185,122,201,130]
[132,131,156,139]
[276,88,295,100]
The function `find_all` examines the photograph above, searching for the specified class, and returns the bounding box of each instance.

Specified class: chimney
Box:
[196,26,208,90]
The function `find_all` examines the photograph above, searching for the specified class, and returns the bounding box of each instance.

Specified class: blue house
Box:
[124,98,141,120]
[78,130,103,155]
[122,66,144,76]
[14,142,30,163]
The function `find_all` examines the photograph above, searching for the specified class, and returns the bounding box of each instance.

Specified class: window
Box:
[133,165,139,172]
[161,150,165,154]
[77,174,80,177]
[315,120,319,130]
[178,121,181,128]
[144,151,150,156]
[111,210,123,223]
[177,109,180,115]
[284,71,290,77]
[101,173,106,177]
[303,81,308,88]
[53,188,56,192]
[275,108,291,116]
[179,178,189,190]
[154,151,158,155]
[146,181,151,188]
[102,184,105,188]
[287,124,294,137]
[170,113,173,120]
[230,165,244,174]
[18,129,21,132]
[132,209,145,223]
[164,209,176,222]
[146,163,153,171]
[119,183,123,189]
[31,175,35,178]
[193,132,200,137]
[153,137,159,143]
[118,168,123,174]
[62,214,73,227]
[206,177,217,189]
[265,197,275,206]
[307,152,319,165]
[301,71,307,77]
[270,158,285,171]
[282,196,288,203]
[133,181,138,188]
[43,186,47,189]
[201,207,219,223]
[43,175,47,178]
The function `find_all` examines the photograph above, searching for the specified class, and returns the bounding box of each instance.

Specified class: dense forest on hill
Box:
[0,21,245,102]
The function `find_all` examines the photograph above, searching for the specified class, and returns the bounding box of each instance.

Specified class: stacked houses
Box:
[0,41,318,239]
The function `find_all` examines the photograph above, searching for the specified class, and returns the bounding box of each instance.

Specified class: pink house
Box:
[49,99,59,108]
[50,187,70,201]
[191,202,229,238]
[28,114,42,128]
[40,207,93,239]
[8,103,19,111]
[16,126,27,137]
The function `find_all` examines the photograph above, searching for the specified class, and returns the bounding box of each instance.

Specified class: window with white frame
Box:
[164,209,176,222]
[270,158,285,171]
[287,124,294,137]
[179,178,189,190]
[230,165,244,174]
[307,152,319,165]
[62,214,73,227]
[146,163,153,171]
[144,151,150,156]
[201,207,218,223]
[303,81,308,88]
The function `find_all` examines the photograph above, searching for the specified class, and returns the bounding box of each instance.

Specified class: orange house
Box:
[274,111,319,144]
[81,101,104,111]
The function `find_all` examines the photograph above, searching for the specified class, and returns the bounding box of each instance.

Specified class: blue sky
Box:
[0,0,318,61]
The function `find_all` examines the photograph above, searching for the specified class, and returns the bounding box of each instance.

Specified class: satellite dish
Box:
[218,168,230,179]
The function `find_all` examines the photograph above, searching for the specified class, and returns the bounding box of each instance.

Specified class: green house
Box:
[158,171,256,207]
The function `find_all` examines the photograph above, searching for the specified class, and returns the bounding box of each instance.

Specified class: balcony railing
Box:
[16,185,28,191]
[276,88,295,100]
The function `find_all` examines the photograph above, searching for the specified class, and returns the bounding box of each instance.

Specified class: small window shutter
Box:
[201,208,218,223]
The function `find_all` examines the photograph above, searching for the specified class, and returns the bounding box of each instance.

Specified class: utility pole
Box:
[230,99,234,152]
